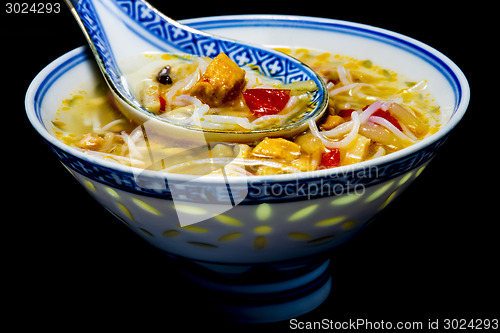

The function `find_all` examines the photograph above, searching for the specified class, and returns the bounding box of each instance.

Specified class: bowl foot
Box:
[176,257,332,323]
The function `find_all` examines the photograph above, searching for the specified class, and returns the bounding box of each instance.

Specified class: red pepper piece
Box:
[242,89,290,118]
[372,109,403,131]
[319,148,341,169]
[159,95,166,112]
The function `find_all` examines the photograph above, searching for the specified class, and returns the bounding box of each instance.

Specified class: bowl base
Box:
[176,258,332,323]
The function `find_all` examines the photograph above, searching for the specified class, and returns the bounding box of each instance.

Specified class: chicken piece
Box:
[320,115,344,130]
[190,53,246,107]
[291,153,319,172]
[235,144,252,158]
[342,134,371,165]
[252,138,301,162]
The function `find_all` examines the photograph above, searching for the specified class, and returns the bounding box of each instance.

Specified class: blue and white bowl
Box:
[25,14,469,323]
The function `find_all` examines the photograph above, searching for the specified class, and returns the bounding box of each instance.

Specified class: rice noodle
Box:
[400,123,418,141]
[309,111,360,148]
[201,115,254,129]
[100,132,115,151]
[351,85,377,101]
[183,69,201,91]
[370,146,386,159]
[166,93,304,130]
[379,99,403,111]
[121,130,143,159]
[380,101,391,111]
[191,104,209,121]
[222,164,254,176]
[281,95,300,113]
[172,94,202,107]
[165,67,201,105]
[195,57,210,73]
[320,120,355,138]
[244,70,260,89]
[162,96,208,125]
[337,65,350,85]
[129,126,145,143]
[359,100,383,123]
[100,119,125,132]
[389,103,428,135]
[320,100,382,139]
[252,114,288,126]
[92,110,101,133]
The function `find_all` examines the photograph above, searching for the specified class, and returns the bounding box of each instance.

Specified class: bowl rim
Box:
[25,14,470,185]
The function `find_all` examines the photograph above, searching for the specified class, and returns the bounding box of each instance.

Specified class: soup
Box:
[122,52,317,131]
[52,48,441,176]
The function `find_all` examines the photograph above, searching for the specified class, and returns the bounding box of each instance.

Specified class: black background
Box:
[4,0,497,330]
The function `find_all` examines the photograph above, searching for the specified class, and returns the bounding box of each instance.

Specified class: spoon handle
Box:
[64,0,124,87]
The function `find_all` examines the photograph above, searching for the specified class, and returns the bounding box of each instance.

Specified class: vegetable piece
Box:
[252,137,300,161]
[338,109,355,118]
[242,89,291,117]
[294,133,324,155]
[159,95,166,112]
[321,115,344,130]
[211,144,235,157]
[190,53,246,107]
[372,109,402,131]
[319,148,340,169]
[155,65,173,85]
[359,123,408,150]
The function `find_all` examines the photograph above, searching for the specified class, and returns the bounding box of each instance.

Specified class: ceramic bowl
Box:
[25,14,469,323]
